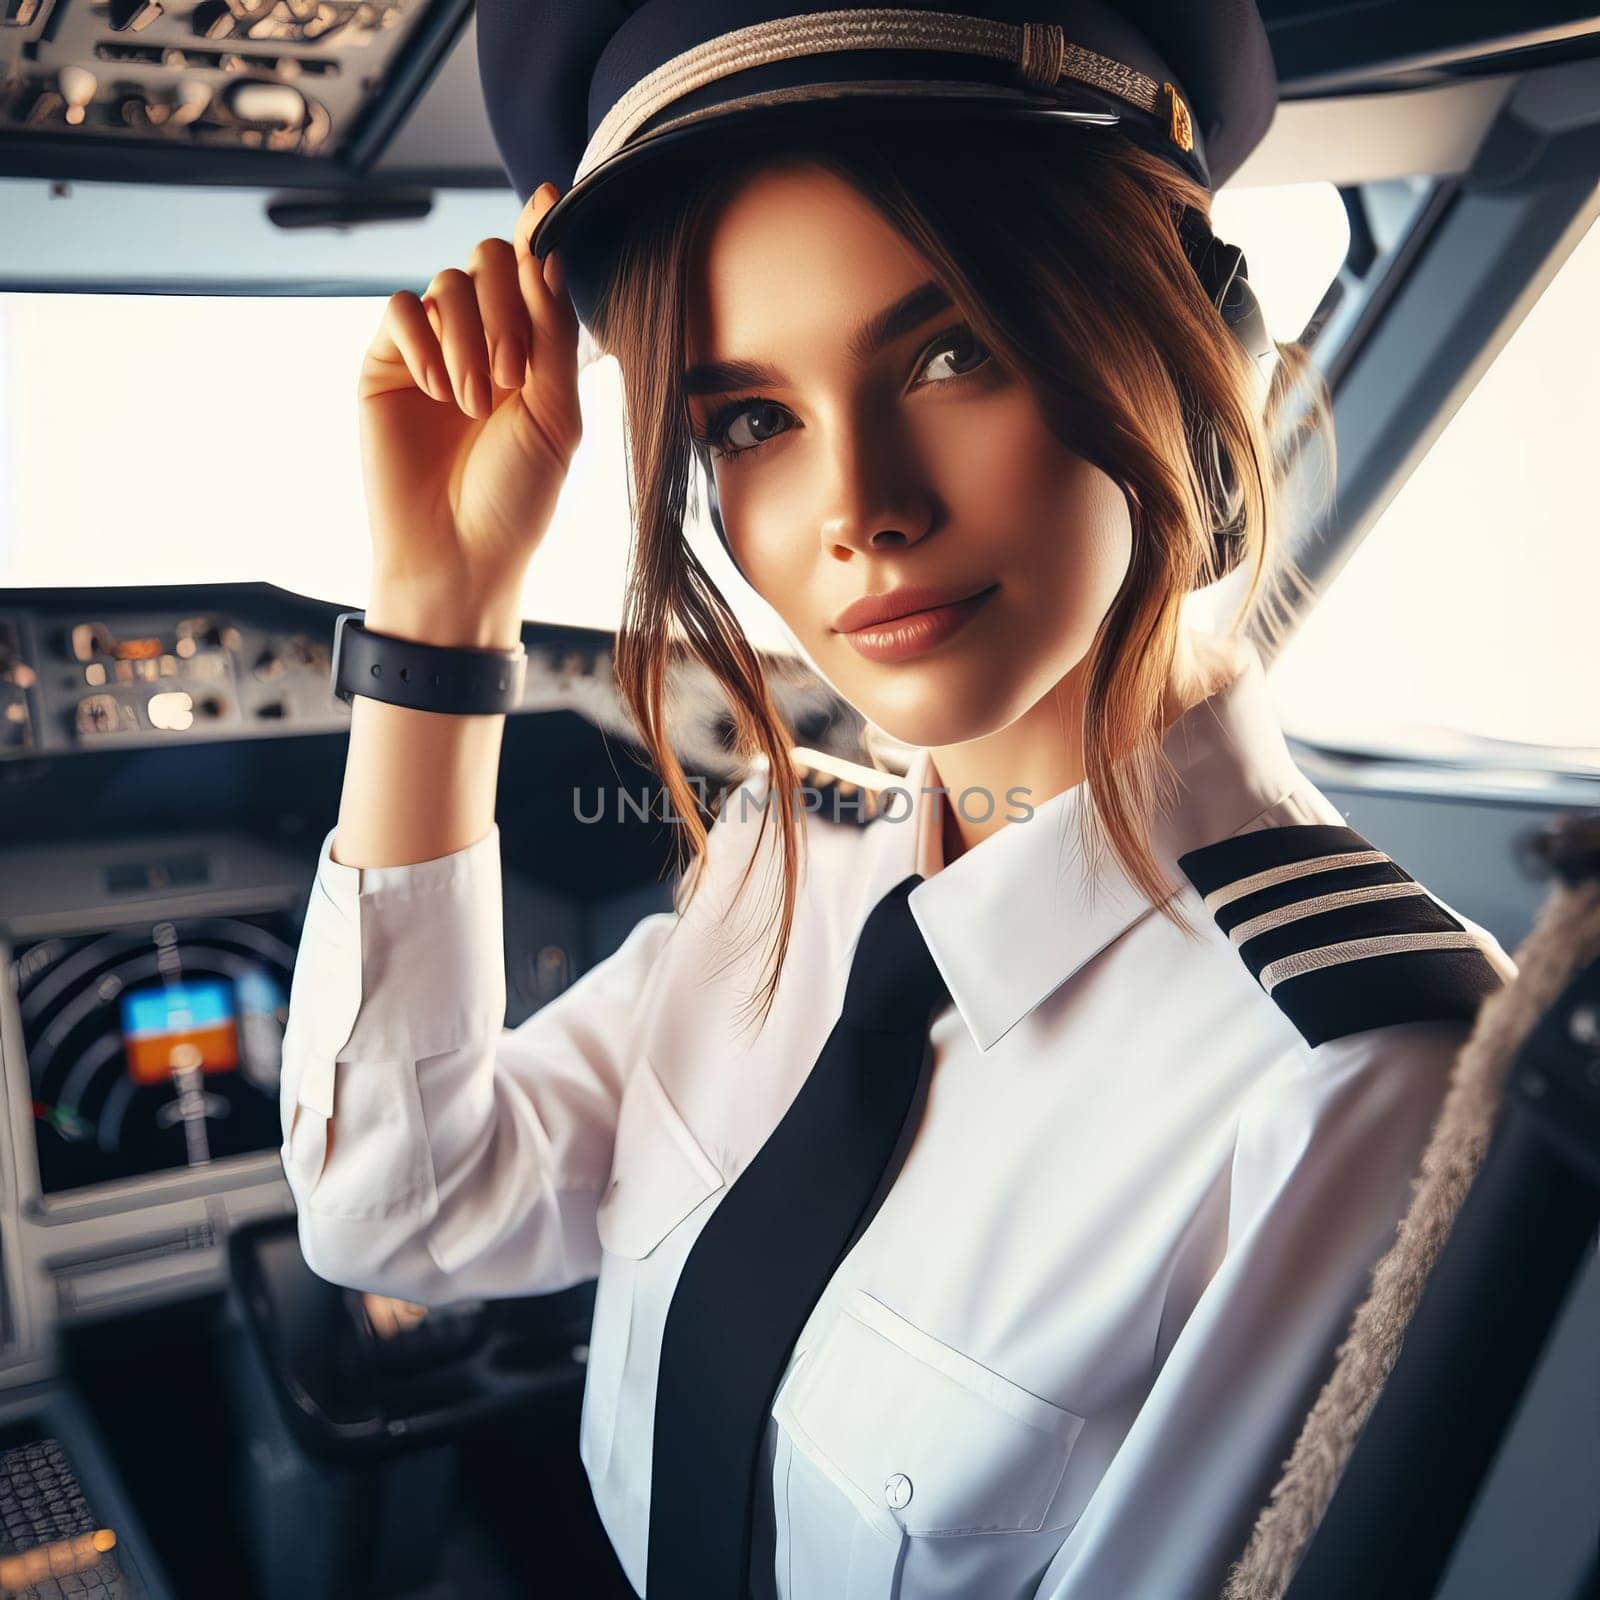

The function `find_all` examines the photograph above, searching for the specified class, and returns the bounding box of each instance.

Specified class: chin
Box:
[840,675,1034,753]
[835,638,1091,753]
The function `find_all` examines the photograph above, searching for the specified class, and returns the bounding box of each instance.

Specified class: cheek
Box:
[963,410,1133,613]
[720,468,813,599]
[1051,461,1134,617]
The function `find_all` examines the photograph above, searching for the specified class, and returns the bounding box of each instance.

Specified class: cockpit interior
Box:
[1,2,1598,1597]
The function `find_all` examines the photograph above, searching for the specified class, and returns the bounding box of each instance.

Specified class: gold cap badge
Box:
[1164,82,1193,152]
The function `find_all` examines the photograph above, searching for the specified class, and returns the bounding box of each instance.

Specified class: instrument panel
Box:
[0,0,467,167]
[0,602,339,753]
[0,582,858,776]
[13,909,293,1195]
[0,828,314,1362]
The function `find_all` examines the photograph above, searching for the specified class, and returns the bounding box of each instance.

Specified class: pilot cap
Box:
[477,1,1278,330]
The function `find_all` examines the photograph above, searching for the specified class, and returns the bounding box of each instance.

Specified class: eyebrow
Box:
[683,279,956,397]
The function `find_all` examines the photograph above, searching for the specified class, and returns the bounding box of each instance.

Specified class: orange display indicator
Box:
[121,982,239,1085]
[114,637,165,661]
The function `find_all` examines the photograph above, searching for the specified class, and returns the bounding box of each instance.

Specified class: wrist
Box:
[364,577,525,650]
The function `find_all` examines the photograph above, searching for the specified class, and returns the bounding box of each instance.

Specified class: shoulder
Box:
[1175,816,1516,1050]
[680,754,880,916]
[703,755,898,861]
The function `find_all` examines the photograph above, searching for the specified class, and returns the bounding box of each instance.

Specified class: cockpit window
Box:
[1269,211,1600,773]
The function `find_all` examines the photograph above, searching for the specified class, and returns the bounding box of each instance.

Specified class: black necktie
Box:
[646,872,950,1598]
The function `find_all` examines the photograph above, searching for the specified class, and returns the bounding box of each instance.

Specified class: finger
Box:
[367,290,448,402]
[512,180,559,263]
[512,183,580,357]
[424,266,493,420]
[466,235,531,392]
[362,1294,399,1339]
[513,244,578,368]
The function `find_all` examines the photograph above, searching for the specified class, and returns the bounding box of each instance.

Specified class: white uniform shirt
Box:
[279,639,1516,1600]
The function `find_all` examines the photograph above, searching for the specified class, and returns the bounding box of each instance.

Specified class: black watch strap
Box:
[331,612,527,715]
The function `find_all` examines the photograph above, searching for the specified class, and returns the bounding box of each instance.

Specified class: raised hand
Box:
[356,181,581,646]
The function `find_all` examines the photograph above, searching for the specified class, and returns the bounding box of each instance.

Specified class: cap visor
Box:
[531,82,1122,262]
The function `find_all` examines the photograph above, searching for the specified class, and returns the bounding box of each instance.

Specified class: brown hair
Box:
[587,114,1324,1036]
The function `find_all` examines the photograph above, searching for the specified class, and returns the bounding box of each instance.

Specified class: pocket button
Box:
[883,1473,913,1510]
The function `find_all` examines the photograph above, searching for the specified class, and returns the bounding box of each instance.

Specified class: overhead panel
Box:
[0,0,469,177]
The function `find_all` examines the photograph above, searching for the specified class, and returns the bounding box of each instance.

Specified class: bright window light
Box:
[1210,180,1350,342]
[1268,211,1600,769]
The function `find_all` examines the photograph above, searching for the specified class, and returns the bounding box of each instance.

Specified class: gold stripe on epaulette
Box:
[1260,932,1487,994]
[1227,881,1427,947]
[1201,849,1392,914]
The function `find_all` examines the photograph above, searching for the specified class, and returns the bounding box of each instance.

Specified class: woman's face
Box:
[682,159,1134,750]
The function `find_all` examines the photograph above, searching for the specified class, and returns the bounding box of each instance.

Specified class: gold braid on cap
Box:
[573,8,1195,186]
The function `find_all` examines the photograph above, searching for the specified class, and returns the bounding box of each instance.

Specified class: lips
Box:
[835,583,999,665]
[833,581,996,633]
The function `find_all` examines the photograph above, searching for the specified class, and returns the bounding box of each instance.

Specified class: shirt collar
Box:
[860,638,1304,1053]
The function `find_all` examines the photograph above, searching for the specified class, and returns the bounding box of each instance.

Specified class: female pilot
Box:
[278,3,1517,1596]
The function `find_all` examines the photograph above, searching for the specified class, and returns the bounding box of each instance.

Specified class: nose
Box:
[817,419,937,560]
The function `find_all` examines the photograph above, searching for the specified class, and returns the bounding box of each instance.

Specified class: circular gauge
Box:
[11,911,297,1195]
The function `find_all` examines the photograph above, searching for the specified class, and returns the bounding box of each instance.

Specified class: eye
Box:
[916,325,993,385]
[698,399,792,459]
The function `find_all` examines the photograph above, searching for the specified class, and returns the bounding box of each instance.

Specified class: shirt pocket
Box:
[773,1287,1086,1597]
[297,1056,439,1223]
[279,876,363,1194]
[580,1054,724,1488]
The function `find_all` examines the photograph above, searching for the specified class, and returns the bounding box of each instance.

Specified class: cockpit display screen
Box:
[121,980,237,1083]
[11,913,297,1195]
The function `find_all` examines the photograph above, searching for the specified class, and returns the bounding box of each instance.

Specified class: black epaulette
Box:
[1177,823,1506,1048]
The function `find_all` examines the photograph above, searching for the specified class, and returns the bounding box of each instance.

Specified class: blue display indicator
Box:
[122,980,231,1035]
[120,979,238,1083]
